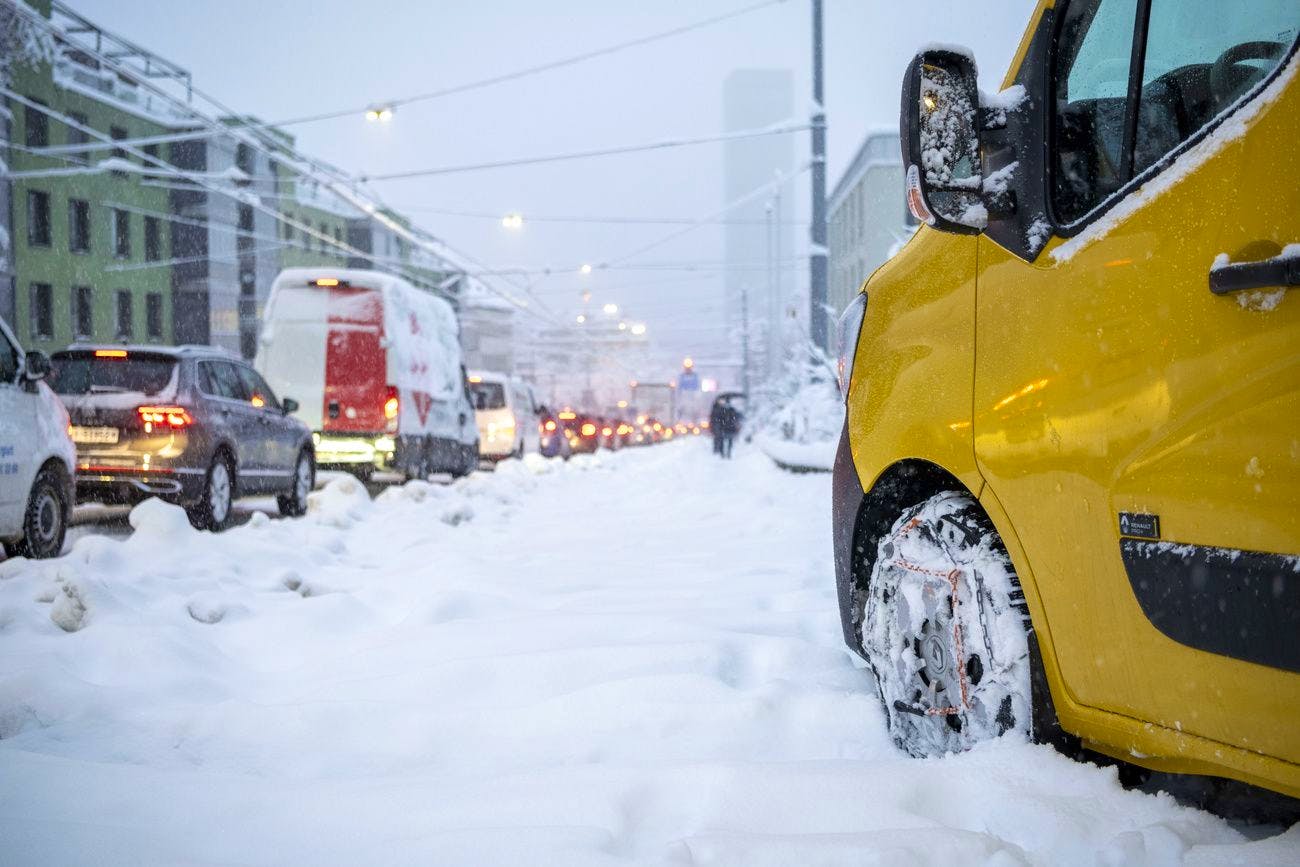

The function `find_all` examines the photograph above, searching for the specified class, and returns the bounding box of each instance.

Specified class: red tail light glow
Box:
[384,386,399,432]
[544,420,557,432]
[581,422,596,437]
[138,405,192,429]
[601,426,613,437]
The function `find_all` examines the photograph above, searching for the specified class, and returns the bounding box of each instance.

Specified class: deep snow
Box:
[0,443,1295,865]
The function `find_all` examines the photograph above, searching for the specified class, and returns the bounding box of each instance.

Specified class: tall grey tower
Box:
[723,69,794,388]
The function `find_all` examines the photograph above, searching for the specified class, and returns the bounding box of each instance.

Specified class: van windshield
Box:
[469,381,506,410]
[50,351,177,396]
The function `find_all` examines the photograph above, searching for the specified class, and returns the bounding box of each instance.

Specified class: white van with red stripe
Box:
[255,268,479,480]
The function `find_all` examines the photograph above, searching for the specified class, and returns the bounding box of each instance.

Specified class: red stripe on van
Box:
[322,285,388,433]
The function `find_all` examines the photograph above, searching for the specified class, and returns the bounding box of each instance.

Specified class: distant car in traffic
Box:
[0,316,75,559]
[469,370,539,460]
[256,268,479,482]
[537,407,573,460]
[49,345,315,531]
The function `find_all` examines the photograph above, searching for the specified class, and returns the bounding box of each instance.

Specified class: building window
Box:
[27,190,52,247]
[110,126,129,176]
[238,204,254,232]
[235,143,254,176]
[66,111,90,164]
[30,283,53,339]
[68,199,91,253]
[320,222,329,254]
[24,101,49,147]
[73,286,94,340]
[112,208,131,258]
[142,143,160,174]
[146,293,164,340]
[283,216,295,241]
[145,216,162,261]
[115,290,134,339]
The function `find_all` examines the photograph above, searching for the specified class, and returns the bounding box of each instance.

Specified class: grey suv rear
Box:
[49,345,315,530]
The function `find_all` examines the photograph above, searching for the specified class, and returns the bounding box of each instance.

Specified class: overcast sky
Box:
[72,0,1035,373]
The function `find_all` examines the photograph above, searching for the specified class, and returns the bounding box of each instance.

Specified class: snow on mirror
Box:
[912,59,986,229]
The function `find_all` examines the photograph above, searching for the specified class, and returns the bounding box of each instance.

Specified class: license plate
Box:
[70,425,120,444]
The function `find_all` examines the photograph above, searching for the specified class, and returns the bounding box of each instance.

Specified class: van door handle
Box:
[1210,251,1300,295]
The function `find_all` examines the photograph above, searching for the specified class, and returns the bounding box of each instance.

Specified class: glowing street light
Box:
[365,105,394,122]
[580,263,593,275]
[576,314,587,324]
[602,303,619,315]
[618,321,628,331]
[683,357,694,369]
[501,213,524,230]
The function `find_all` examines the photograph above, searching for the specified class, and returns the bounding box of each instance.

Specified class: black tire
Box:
[861,491,1034,757]
[12,465,68,559]
[277,449,315,517]
[187,452,236,532]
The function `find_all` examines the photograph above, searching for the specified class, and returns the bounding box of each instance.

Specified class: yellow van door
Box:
[974,0,1299,767]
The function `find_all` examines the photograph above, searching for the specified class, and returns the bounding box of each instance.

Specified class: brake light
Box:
[559,411,576,420]
[601,426,613,437]
[312,278,342,287]
[96,349,128,358]
[138,405,192,430]
[544,420,557,432]
[581,423,596,437]
[384,386,399,432]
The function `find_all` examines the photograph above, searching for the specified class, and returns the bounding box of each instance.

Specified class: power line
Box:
[259,0,788,129]
[359,122,809,181]
[396,206,808,226]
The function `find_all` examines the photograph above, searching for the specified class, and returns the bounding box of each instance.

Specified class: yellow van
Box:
[832,0,1299,806]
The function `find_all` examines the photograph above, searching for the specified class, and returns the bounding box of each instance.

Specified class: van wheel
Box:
[187,453,235,532]
[861,491,1034,757]
[277,449,315,517]
[13,466,68,559]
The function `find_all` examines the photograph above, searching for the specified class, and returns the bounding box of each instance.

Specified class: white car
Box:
[468,371,539,460]
[0,317,75,559]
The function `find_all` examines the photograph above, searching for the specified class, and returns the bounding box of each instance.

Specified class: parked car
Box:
[833,1,1299,810]
[256,268,479,481]
[537,407,573,460]
[469,370,540,460]
[0,317,75,559]
[49,345,314,531]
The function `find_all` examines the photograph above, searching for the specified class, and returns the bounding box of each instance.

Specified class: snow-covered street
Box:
[0,443,1294,865]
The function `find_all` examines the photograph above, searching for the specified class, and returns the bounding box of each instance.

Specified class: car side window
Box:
[1135,0,1297,175]
[0,330,18,384]
[204,360,250,402]
[1052,0,1140,225]
[1053,0,1299,225]
[235,364,280,411]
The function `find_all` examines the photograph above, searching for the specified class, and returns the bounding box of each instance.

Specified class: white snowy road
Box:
[0,443,1295,865]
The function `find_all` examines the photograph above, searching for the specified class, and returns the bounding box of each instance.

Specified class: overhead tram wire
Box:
[396,206,809,227]
[358,123,810,181]
[257,0,788,129]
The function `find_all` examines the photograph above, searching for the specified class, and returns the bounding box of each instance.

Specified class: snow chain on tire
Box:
[862,491,1032,757]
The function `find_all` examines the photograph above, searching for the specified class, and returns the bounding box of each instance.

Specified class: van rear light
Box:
[138,405,192,430]
[95,349,128,358]
[384,386,399,432]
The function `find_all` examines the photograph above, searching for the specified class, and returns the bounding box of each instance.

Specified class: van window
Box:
[0,330,18,383]
[1052,0,1140,224]
[469,381,506,410]
[50,352,176,396]
[1134,0,1297,175]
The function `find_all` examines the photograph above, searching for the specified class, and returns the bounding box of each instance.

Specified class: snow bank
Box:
[0,443,1281,864]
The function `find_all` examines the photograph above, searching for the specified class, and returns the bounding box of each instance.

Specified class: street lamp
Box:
[501,213,524,230]
[618,321,628,331]
[365,105,394,122]
[580,263,593,275]
[602,303,618,315]
[576,314,586,324]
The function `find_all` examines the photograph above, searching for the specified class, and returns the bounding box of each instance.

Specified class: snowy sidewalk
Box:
[0,443,1293,865]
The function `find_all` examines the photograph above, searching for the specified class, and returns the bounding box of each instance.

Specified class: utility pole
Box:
[809,0,829,352]
[741,287,751,398]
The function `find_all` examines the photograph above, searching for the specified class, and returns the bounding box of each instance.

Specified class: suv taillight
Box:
[138,405,192,431]
[384,386,399,432]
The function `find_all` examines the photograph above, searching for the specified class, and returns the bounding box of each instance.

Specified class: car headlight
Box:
[836,292,867,401]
